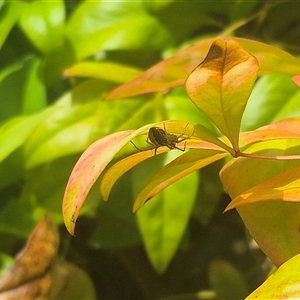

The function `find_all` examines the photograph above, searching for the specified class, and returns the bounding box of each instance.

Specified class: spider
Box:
[131,123,193,155]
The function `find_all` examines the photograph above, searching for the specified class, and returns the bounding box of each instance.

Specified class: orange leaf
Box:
[63,130,136,235]
[225,166,300,211]
[186,37,258,151]
[133,149,227,213]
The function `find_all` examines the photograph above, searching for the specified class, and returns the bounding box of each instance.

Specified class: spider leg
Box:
[130,140,141,151]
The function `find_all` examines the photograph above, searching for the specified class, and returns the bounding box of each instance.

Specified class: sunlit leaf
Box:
[64,61,142,83]
[221,139,300,267]
[225,167,300,211]
[246,253,300,299]
[133,148,227,213]
[236,37,300,75]
[0,109,55,163]
[23,101,99,168]
[242,74,300,131]
[66,1,172,60]
[186,38,258,151]
[63,130,135,235]
[64,119,227,234]
[105,37,300,100]
[105,38,214,99]
[101,148,168,202]
[292,74,300,87]
[19,0,65,53]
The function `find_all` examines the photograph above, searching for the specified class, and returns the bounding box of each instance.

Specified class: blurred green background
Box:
[0,0,300,299]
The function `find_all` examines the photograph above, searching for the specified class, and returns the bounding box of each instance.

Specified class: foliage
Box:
[1,0,300,299]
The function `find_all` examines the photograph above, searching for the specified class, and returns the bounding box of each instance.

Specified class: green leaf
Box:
[89,174,141,249]
[64,61,142,83]
[242,73,300,131]
[246,253,300,299]
[66,1,172,60]
[133,153,198,273]
[0,1,25,50]
[23,101,99,168]
[0,110,53,163]
[18,0,65,53]
[0,56,47,121]
[209,259,249,299]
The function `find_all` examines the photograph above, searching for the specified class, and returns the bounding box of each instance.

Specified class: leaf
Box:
[225,167,300,211]
[23,101,99,168]
[64,61,142,83]
[236,37,300,76]
[0,109,54,163]
[64,119,228,234]
[105,38,215,100]
[133,154,198,273]
[0,56,47,121]
[133,148,228,213]
[186,38,259,151]
[101,148,169,202]
[101,121,228,205]
[246,253,300,299]
[209,259,249,299]
[19,0,65,53]
[240,128,300,149]
[220,139,300,267]
[63,130,135,235]
[0,215,59,292]
[0,1,25,50]
[292,74,300,87]
[242,73,300,131]
[105,37,300,100]
[66,1,172,60]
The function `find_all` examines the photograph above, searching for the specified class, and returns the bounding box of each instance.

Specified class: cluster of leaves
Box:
[64,35,300,296]
[1,0,300,298]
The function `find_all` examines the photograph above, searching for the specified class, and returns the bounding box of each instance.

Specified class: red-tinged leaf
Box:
[133,149,228,213]
[186,38,259,151]
[101,148,169,202]
[63,130,135,235]
[63,120,201,234]
[263,117,300,133]
[246,253,300,299]
[292,74,300,87]
[105,38,215,100]
[220,142,300,267]
[225,166,300,211]
[105,37,300,100]
[63,61,142,83]
[240,128,300,148]
[101,136,227,203]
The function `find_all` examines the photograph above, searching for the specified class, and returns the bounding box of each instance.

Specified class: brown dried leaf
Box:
[0,215,59,294]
